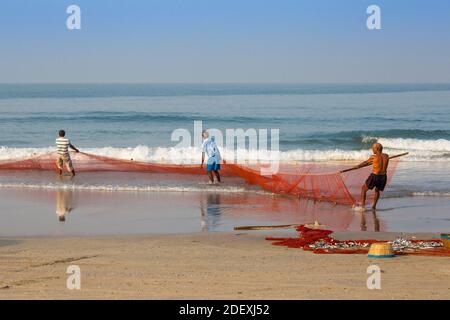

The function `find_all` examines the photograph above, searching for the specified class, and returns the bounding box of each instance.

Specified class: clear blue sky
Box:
[1,0,449,83]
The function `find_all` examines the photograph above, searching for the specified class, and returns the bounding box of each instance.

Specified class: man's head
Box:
[372,143,383,154]
[202,130,209,139]
[59,130,66,137]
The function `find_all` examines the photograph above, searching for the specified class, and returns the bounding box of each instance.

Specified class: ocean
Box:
[0,83,449,197]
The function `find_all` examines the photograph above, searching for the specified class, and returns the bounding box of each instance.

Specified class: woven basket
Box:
[441,234,450,249]
[368,242,395,258]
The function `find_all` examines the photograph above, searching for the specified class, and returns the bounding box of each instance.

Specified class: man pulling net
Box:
[342,143,390,211]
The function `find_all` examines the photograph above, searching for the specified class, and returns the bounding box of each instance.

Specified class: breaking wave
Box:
[1,139,449,164]
[362,136,450,152]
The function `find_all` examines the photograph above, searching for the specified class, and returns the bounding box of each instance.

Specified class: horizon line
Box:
[1,82,450,85]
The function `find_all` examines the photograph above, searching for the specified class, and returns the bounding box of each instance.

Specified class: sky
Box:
[1,0,450,83]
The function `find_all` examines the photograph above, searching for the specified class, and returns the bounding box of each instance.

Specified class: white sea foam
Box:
[363,136,450,152]
[0,143,449,163]
[412,191,450,197]
[0,181,267,194]
[1,182,448,198]
[0,146,55,160]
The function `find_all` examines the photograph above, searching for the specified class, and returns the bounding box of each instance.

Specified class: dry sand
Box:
[0,231,449,299]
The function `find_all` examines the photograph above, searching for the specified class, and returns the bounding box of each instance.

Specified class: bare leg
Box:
[67,164,76,176]
[56,160,63,175]
[213,170,221,183]
[360,184,369,208]
[372,189,381,210]
[207,171,214,183]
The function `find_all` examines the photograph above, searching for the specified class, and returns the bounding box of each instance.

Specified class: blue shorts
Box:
[206,162,220,172]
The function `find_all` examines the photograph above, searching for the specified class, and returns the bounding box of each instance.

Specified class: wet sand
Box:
[0,188,449,236]
[0,231,449,299]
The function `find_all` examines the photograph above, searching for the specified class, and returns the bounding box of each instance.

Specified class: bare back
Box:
[369,153,389,175]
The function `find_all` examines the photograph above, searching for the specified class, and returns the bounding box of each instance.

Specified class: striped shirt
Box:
[56,137,70,156]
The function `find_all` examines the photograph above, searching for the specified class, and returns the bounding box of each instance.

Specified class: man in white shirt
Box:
[56,130,79,176]
[200,130,222,184]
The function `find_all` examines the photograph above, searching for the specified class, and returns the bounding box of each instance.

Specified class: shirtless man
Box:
[350,143,389,210]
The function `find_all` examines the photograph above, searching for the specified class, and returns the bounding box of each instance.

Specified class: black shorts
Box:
[365,173,387,191]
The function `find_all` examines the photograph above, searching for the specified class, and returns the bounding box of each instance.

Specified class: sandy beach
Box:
[0,231,449,300]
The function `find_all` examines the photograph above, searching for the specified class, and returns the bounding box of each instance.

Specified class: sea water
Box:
[0,83,449,197]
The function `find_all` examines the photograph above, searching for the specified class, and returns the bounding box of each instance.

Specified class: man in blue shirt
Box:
[200,130,222,184]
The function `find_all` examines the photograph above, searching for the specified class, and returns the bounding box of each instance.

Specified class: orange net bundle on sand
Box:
[266,225,450,257]
[0,151,401,206]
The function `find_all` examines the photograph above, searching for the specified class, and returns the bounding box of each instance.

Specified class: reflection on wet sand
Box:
[200,193,223,231]
[197,192,386,232]
[0,184,394,237]
[359,211,381,232]
[56,189,74,222]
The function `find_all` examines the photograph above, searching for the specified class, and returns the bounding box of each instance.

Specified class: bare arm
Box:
[355,159,372,169]
[340,157,372,173]
[200,152,205,168]
[69,143,79,153]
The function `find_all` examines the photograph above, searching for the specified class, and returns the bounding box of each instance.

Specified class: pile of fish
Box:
[390,237,442,251]
[308,237,443,251]
[308,240,370,250]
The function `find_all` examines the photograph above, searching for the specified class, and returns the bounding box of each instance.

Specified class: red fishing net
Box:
[267,225,450,257]
[0,151,399,206]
